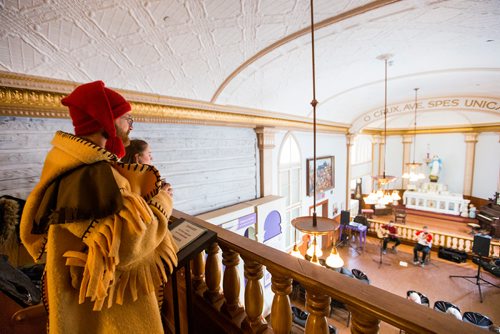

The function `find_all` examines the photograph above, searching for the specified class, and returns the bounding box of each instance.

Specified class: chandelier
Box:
[290,0,339,267]
[402,88,425,182]
[364,54,397,206]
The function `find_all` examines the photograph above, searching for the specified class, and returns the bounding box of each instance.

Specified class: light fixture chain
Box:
[383,58,388,179]
[310,0,318,226]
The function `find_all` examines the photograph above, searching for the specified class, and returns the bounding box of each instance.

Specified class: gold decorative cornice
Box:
[0,73,349,134]
[362,124,500,136]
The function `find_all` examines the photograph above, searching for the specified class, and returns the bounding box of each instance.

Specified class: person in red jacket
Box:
[413,226,433,267]
[381,221,401,254]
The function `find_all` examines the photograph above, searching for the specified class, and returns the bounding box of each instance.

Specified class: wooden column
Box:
[402,135,413,189]
[255,127,276,197]
[305,290,331,334]
[463,133,478,196]
[270,273,293,334]
[346,134,355,209]
[350,307,380,334]
[203,242,223,305]
[241,258,267,333]
[220,246,244,319]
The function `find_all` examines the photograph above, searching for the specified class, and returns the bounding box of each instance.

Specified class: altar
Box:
[403,187,468,216]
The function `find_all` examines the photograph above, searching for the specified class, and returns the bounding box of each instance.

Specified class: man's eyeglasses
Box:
[121,115,134,126]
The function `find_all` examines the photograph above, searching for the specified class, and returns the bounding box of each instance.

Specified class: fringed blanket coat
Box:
[20,131,178,333]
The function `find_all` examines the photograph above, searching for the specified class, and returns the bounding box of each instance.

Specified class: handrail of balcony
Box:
[173,210,481,334]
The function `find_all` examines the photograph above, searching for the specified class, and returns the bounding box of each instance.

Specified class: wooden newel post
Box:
[203,242,223,305]
[221,246,244,319]
[305,290,331,334]
[350,307,380,334]
[241,258,267,333]
[270,273,293,334]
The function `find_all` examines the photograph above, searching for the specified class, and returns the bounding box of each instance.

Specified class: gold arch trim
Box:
[0,82,348,134]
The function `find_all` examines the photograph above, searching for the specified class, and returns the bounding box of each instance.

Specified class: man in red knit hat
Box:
[21,81,178,333]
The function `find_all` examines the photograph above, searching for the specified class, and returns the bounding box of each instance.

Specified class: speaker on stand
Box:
[337,210,350,247]
[340,210,350,225]
[449,234,499,302]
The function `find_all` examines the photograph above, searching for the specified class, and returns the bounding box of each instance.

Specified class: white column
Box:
[370,135,382,192]
[255,127,276,197]
[463,133,478,196]
[402,135,413,189]
[346,134,355,208]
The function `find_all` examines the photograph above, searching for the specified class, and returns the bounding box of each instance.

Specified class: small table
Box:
[168,218,217,334]
[339,222,367,251]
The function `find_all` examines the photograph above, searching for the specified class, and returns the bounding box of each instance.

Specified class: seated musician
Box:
[381,221,401,254]
[413,226,433,267]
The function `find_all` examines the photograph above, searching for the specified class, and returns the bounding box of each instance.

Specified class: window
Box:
[351,135,372,165]
[278,133,302,250]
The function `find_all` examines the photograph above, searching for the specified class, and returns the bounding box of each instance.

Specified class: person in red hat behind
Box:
[20,81,178,333]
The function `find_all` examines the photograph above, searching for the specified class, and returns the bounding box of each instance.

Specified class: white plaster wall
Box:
[473,132,500,198]
[272,131,347,217]
[385,135,404,189]
[417,133,466,193]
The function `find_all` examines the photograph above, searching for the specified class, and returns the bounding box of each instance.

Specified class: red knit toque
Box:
[61,81,131,157]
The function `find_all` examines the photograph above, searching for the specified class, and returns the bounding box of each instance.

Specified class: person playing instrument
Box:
[413,226,433,267]
[381,221,401,254]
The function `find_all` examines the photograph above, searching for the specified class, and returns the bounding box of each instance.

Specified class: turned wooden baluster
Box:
[204,242,223,305]
[270,273,292,334]
[192,251,206,295]
[350,306,380,334]
[241,258,268,333]
[220,246,244,319]
[305,290,330,334]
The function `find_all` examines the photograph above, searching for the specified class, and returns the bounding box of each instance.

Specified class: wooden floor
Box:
[303,212,500,333]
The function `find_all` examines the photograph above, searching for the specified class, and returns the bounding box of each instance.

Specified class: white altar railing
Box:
[403,190,469,216]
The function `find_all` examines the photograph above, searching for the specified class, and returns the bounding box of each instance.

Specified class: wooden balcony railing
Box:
[170,209,481,334]
[368,219,500,257]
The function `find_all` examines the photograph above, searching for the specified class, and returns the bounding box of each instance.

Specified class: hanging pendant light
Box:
[325,246,344,269]
[291,0,338,265]
[402,88,425,182]
[290,227,303,258]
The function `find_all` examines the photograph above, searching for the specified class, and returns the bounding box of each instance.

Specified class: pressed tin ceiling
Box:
[0,0,499,132]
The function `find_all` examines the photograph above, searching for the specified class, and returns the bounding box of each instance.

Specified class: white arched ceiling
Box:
[1,0,499,131]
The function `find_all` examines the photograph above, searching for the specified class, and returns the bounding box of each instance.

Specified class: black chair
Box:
[292,306,338,333]
[291,305,308,328]
[322,261,354,278]
[352,269,370,284]
[433,301,461,320]
[406,290,430,306]
[463,311,493,329]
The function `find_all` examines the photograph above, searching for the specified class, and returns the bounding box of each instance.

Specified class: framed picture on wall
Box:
[306,156,335,196]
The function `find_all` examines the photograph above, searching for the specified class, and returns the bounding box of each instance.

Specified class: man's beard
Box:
[115,125,131,147]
